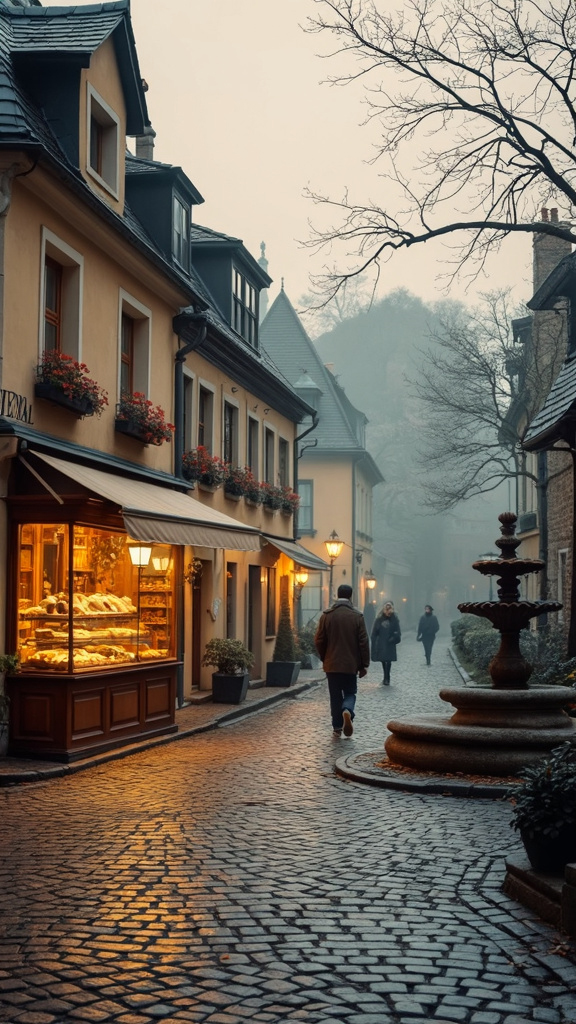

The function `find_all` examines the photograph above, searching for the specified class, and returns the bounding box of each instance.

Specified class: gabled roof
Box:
[523,355,576,451]
[191,223,272,288]
[125,152,204,206]
[260,288,384,483]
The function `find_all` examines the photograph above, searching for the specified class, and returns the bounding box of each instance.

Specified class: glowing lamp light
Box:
[365,570,377,590]
[152,555,170,572]
[295,569,309,588]
[324,530,344,561]
[128,543,152,567]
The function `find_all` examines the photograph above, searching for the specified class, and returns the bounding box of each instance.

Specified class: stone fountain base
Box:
[385,686,576,776]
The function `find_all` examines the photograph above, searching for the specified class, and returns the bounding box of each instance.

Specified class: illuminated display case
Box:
[17,523,175,672]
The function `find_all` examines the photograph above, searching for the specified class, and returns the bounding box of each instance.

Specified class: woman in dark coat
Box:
[371,601,401,685]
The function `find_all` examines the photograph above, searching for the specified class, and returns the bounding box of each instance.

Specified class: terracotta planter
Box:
[212,671,250,704]
[35,382,95,417]
[115,418,165,445]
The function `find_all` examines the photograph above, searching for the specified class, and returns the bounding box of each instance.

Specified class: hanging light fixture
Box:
[294,569,309,588]
[127,542,152,567]
[324,530,344,602]
[152,555,170,572]
[365,569,377,590]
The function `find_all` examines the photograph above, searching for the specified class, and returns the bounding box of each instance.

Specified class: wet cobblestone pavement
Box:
[1,636,576,1024]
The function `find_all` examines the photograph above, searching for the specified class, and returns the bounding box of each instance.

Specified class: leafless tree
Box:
[410,290,565,511]
[305,0,576,296]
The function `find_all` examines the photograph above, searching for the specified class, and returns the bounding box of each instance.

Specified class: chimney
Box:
[533,207,572,290]
[135,125,156,161]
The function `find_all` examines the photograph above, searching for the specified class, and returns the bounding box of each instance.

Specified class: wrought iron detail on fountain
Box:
[385,513,576,776]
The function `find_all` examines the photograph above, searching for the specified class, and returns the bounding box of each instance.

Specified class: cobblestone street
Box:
[1,635,576,1024]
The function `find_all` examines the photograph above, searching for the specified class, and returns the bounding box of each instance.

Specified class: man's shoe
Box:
[342,710,353,737]
[333,728,342,737]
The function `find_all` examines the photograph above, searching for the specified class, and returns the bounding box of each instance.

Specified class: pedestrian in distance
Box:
[417,604,440,665]
[314,583,370,738]
[371,601,401,685]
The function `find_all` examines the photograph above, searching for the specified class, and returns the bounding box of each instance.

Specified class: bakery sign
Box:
[0,389,33,423]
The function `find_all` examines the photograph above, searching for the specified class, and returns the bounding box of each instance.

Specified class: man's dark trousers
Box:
[327,672,357,730]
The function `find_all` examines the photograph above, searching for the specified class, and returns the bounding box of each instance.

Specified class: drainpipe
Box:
[173,312,208,478]
[293,412,319,542]
[172,311,207,707]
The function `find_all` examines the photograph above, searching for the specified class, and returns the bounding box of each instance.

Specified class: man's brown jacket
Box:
[314,599,370,674]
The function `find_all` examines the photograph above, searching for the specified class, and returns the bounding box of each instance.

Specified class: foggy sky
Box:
[73,0,533,319]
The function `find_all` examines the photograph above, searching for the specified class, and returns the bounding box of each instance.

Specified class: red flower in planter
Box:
[116,392,174,445]
[36,350,108,415]
[182,446,226,486]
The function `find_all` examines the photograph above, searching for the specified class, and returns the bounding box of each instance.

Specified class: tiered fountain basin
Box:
[386,686,576,776]
[385,513,576,777]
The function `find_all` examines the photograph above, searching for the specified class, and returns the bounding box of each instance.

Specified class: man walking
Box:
[314,584,370,738]
[417,604,440,665]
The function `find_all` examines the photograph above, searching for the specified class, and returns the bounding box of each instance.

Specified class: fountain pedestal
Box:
[385,513,576,777]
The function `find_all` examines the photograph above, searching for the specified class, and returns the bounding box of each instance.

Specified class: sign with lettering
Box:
[0,390,33,423]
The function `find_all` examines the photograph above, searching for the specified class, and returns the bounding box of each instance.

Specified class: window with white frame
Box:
[198,385,214,451]
[247,417,259,476]
[118,291,151,401]
[297,481,313,533]
[264,427,275,483]
[40,229,83,360]
[223,401,238,465]
[233,267,258,347]
[183,371,194,451]
[279,438,289,487]
[173,195,190,270]
[87,85,120,196]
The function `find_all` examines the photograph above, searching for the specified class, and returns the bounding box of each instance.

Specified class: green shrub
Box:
[272,590,298,662]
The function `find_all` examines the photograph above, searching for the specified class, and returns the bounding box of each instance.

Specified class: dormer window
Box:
[233,267,258,348]
[87,85,119,197]
[173,195,190,270]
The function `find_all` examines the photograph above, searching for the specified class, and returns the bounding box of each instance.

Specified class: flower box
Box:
[115,393,174,446]
[35,382,96,417]
[224,489,242,501]
[115,417,167,446]
[35,351,108,417]
[198,480,220,493]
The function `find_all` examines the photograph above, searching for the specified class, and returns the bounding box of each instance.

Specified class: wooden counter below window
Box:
[7,662,178,762]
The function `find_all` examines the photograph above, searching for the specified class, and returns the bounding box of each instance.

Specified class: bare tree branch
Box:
[304,0,576,299]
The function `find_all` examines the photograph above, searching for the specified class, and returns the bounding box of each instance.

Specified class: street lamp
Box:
[293,568,309,629]
[324,529,344,602]
[365,570,377,591]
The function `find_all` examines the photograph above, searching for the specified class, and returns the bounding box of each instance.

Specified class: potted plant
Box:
[244,471,263,506]
[115,392,175,445]
[182,446,226,489]
[223,464,250,500]
[261,482,283,512]
[0,653,19,757]
[280,486,300,517]
[295,620,320,670]
[201,637,254,704]
[35,350,108,417]
[266,587,301,687]
[508,743,576,873]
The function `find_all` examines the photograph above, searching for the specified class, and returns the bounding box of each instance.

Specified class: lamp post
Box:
[479,551,499,601]
[324,530,344,603]
[293,568,309,631]
[128,542,152,653]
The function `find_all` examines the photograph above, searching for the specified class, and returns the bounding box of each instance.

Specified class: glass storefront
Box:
[17,522,174,671]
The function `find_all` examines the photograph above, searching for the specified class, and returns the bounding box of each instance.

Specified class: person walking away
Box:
[314,584,370,738]
[371,601,401,685]
[417,604,440,665]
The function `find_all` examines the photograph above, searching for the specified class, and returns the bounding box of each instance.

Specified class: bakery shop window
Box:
[18,523,174,671]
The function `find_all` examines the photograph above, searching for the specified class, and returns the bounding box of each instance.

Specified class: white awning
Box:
[30,452,261,551]
[262,534,329,572]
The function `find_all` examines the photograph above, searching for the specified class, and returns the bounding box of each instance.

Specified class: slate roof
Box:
[260,288,384,482]
[523,355,576,450]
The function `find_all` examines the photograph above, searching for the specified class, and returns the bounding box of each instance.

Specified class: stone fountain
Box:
[385,512,576,776]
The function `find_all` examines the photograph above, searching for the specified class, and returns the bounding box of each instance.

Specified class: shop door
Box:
[248,564,263,678]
